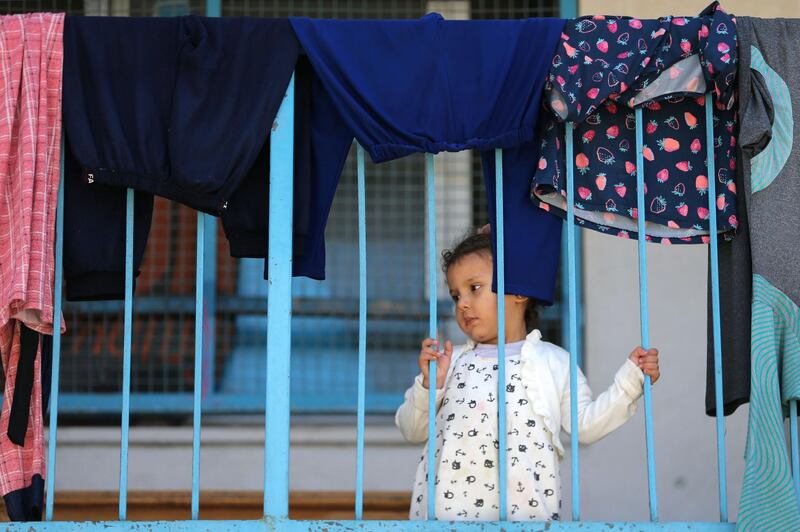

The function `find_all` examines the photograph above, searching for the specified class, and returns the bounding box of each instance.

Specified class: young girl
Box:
[395,231,660,521]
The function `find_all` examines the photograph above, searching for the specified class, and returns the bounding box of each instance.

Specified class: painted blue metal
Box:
[202,215,217,402]
[61,295,462,316]
[264,73,295,519]
[191,211,205,520]
[61,295,559,319]
[45,137,65,522]
[564,122,581,520]
[575,237,583,369]
[425,152,437,520]
[54,392,404,414]
[494,148,507,520]
[355,144,368,519]
[0,519,737,531]
[205,0,221,17]
[560,234,569,350]
[559,0,578,19]
[119,188,135,520]
[704,92,728,521]
[634,107,659,521]
[791,400,799,499]
[560,231,584,368]
[201,0,220,406]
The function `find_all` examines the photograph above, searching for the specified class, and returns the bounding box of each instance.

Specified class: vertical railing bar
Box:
[565,122,581,520]
[559,0,578,19]
[202,0,220,408]
[559,236,583,368]
[191,212,205,520]
[425,152,437,521]
[705,92,729,521]
[560,232,569,350]
[634,107,659,521]
[791,401,800,499]
[205,0,221,16]
[495,148,507,520]
[118,188,134,520]
[45,136,65,521]
[355,144,367,520]
[575,235,583,369]
[201,216,217,400]
[264,73,295,518]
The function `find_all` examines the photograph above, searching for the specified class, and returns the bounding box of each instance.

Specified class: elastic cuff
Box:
[616,359,645,399]
[66,271,138,301]
[226,231,307,259]
[226,231,267,258]
[411,373,444,410]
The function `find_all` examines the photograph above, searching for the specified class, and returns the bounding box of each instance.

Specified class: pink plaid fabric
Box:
[0,13,64,497]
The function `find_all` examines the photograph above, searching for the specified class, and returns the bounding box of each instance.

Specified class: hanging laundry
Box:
[481,144,563,305]
[223,56,353,280]
[733,18,800,532]
[289,14,565,302]
[62,16,336,294]
[0,13,65,521]
[704,158,750,417]
[221,56,314,262]
[62,140,154,301]
[63,16,298,215]
[533,2,739,244]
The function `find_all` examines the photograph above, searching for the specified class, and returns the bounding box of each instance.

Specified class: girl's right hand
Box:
[419,338,453,390]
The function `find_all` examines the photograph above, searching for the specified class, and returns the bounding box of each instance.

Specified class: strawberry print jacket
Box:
[532,2,739,244]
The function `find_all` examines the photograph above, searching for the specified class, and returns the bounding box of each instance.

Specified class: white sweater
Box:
[395,329,645,456]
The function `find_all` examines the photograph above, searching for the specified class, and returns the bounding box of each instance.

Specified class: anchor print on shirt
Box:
[409,349,561,520]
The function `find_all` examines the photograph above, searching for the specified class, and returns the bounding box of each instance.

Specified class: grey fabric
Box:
[737,19,800,300]
[730,19,800,530]
[706,159,752,416]
[705,17,800,417]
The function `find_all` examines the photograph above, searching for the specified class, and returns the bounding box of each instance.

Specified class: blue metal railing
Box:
[705,92,729,521]
[425,152,438,520]
[264,72,296,520]
[355,143,368,519]
[494,148,508,520]
[634,106,659,521]
[44,138,66,522]
[119,187,135,520]
[25,20,797,530]
[191,208,205,520]
[34,79,745,532]
[564,121,581,520]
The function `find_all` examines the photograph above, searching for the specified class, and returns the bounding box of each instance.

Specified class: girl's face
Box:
[445,252,527,344]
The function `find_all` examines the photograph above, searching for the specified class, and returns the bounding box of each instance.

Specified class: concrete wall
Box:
[50,425,420,493]
[575,235,748,521]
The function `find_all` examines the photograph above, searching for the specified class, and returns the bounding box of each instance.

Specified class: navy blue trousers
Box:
[290,14,565,302]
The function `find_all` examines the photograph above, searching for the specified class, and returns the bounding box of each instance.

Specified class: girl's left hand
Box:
[629,347,660,384]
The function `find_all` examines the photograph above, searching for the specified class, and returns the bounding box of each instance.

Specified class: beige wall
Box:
[579,0,800,17]
[578,234,749,521]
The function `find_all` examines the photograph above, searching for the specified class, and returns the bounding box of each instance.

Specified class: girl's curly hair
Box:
[441,230,540,332]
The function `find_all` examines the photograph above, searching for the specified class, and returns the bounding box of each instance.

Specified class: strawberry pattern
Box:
[532,2,739,244]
